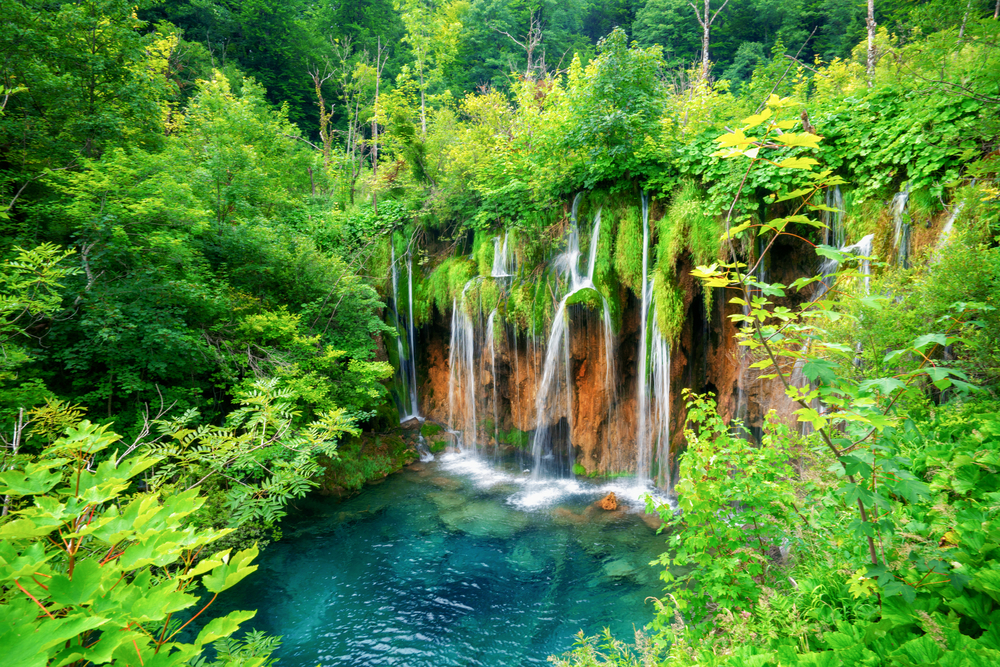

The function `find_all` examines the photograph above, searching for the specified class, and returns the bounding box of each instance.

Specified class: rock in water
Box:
[599,492,617,511]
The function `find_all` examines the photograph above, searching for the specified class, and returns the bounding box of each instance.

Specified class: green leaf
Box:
[195,609,256,648]
[803,359,838,384]
[47,559,104,607]
[0,462,63,496]
[912,333,947,351]
[202,546,259,593]
[776,132,822,149]
[777,157,819,170]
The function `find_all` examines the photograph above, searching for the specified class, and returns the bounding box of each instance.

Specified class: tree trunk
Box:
[866,0,877,87]
[701,0,711,80]
[960,0,973,38]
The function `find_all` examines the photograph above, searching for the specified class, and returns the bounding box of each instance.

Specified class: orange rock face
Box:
[412,240,820,477]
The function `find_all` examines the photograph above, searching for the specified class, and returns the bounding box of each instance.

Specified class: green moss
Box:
[417,256,477,325]
[499,427,531,449]
[369,235,392,297]
[420,422,444,437]
[591,206,622,332]
[657,182,722,271]
[908,186,939,225]
[614,206,644,297]
[323,434,417,491]
[842,187,880,242]
[652,263,685,344]
[474,229,495,276]
[573,463,586,476]
[566,286,603,310]
[429,439,447,453]
[655,183,722,316]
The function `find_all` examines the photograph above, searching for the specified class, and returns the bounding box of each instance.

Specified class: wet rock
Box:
[438,500,529,539]
[401,417,423,430]
[552,507,587,525]
[429,475,462,490]
[640,511,664,531]
[598,492,618,510]
[406,462,427,472]
[602,558,638,579]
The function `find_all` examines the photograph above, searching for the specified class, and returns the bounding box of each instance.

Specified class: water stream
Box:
[199,457,669,667]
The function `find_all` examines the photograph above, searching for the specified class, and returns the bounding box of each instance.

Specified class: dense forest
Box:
[1,0,999,665]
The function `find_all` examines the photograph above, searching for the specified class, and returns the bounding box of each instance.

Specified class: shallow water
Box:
[204,453,671,667]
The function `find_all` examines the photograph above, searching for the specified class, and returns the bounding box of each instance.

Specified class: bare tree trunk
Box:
[995,0,998,21]
[1,409,24,517]
[960,0,973,39]
[418,67,427,138]
[866,0,877,87]
[688,0,731,81]
[372,37,388,214]
[701,0,711,79]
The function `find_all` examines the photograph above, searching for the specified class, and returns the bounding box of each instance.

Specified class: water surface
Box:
[208,453,669,666]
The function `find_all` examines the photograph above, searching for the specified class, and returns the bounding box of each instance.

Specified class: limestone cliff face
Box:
[415,237,820,477]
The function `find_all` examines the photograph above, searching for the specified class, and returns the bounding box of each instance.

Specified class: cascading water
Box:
[406,250,420,418]
[491,232,516,277]
[486,308,501,451]
[891,187,911,268]
[634,192,672,488]
[529,196,615,479]
[824,185,845,249]
[447,286,479,452]
[390,246,420,421]
[635,194,653,482]
[649,302,672,489]
[934,202,964,261]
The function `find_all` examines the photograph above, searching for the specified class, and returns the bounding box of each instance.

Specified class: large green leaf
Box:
[202,545,259,593]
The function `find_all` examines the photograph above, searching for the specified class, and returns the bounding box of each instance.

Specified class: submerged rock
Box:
[438,500,530,538]
[602,558,638,579]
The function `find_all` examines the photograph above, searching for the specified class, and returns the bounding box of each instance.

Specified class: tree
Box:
[690,0,731,79]
[867,0,877,85]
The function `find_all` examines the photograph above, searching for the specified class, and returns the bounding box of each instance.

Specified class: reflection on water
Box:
[202,453,671,667]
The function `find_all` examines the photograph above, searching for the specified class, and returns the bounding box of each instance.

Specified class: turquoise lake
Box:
[205,453,671,666]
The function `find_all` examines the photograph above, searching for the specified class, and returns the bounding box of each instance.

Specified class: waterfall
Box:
[390,246,420,422]
[891,187,911,267]
[486,308,501,451]
[447,286,479,452]
[818,234,875,299]
[529,197,613,479]
[934,202,964,261]
[649,303,672,489]
[824,185,845,249]
[635,193,652,482]
[492,232,515,277]
[633,194,673,489]
[406,251,420,419]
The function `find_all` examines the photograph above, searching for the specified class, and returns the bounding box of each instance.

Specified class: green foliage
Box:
[651,265,685,345]
[0,245,78,380]
[146,378,358,532]
[649,392,801,631]
[498,427,530,449]
[417,257,477,324]
[656,183,721,274]
[614,206,644,298]
[0,420,272,667]
[564,28,667,188]
[321,433,417,491]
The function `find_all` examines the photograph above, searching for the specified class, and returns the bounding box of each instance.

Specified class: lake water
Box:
[206,452,671,667]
